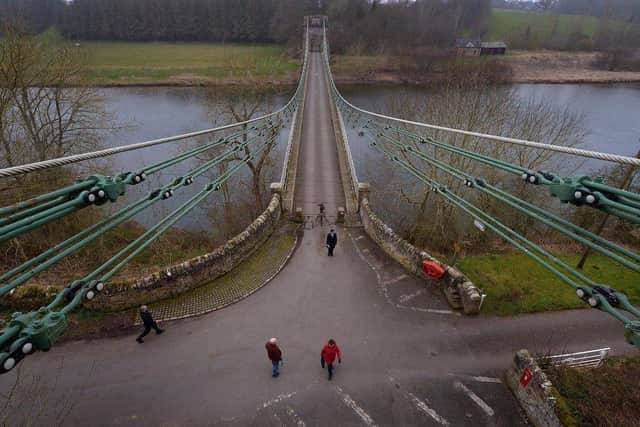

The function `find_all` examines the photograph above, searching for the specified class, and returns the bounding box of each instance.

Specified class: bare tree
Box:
[202,85,282,219]
[0,25,112,195]
[363,81,586,253]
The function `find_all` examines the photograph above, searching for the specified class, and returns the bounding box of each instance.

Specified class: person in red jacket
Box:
[320,339,342,380]
[265,337,283,377]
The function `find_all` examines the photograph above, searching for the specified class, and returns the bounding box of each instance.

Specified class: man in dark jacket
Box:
[326,228,337,256]
[136,305,164,343]
[265,337,283,377]
[321,339,342,380]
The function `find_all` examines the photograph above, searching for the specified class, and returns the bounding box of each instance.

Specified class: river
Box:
[97,87,290,232]
[98,83,640,229]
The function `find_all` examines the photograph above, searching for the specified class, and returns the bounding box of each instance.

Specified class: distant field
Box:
[488,8,599,45]
[457,253,640,316]
[79,42,298,84]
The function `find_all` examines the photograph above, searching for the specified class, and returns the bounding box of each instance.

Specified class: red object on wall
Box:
[520,368,533,387]
[422,261,445,280]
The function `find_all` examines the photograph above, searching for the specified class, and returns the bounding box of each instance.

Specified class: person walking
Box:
[265,338,283,377]
[320,339,342,380]
[326,228,337,256]
[136,305,164,343]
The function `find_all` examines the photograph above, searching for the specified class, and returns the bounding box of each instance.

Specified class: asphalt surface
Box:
[293,49,345,222]
[1,52,637,426]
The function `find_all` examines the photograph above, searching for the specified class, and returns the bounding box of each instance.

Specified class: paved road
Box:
[1,52,636,426]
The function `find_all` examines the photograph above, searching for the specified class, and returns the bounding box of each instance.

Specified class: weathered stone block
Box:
[506,349,563,427]
[85,194,282,312]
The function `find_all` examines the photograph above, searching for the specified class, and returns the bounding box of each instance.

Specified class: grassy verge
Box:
[548,356,640,427]
[456,253,640,316]
[79,41,298,85]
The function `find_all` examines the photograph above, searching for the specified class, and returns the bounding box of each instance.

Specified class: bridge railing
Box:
[280,19,310,212]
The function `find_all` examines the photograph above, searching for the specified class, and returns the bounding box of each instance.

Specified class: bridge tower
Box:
[306,15,327,52]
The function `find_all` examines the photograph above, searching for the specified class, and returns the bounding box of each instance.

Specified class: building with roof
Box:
[480,41,507,55]
[456,39,507,56]
[456,39,482,57]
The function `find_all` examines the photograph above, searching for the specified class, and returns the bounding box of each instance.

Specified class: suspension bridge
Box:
[0,17,639,425]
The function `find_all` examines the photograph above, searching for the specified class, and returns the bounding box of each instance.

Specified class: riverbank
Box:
[80,41,640,86]
[329,51,640,86]
[507,50,640,84]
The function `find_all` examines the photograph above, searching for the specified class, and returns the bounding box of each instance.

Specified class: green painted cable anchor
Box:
[76,174,126,205]
[548,175,602,206]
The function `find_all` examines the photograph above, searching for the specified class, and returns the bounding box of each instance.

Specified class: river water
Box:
[97,83,640,229]
[96,87,290,232]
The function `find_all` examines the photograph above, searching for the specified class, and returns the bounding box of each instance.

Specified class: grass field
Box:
[457,253,640,316]
[79,42,298,84]
[488,8,599,45]
[548,356,640,427]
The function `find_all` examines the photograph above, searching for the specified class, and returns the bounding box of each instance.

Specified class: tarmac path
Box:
[0,52,635,427]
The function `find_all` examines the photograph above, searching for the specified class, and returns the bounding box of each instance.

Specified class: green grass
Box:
[78,41,298,84]
[457,253,640,316]
[548,356,640,427]
[488,8,599,43]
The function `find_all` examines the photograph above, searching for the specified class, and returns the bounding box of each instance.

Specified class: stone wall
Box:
[85,193,283,311]
[359,185,483,314]
[506,349,563,427]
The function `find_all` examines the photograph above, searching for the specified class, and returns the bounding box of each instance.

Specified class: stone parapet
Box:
[86,193,283,311]
[506,349,563,427]
[280,68,307,214]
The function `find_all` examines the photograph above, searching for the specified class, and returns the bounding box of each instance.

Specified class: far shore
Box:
[91,65,640,89]
[89,71,640,88]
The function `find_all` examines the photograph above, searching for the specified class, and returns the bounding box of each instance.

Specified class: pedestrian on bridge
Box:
[326,228,337,256]
[265,338,283,378]
[136,305,164,343]
[320,339,342,380]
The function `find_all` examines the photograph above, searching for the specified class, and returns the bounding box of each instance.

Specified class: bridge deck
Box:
[293,51,346,219]
[0,47,632,427]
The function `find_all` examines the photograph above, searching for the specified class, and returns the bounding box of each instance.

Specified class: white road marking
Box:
[409,306,457,315]
[348,231,456,316]
[355,235,365,241]
[260,392,297,409]
[450,374,502,384]
[388,376,449,426]
[286,406,307,427]
[335,386,378,427]
[382,274,409,286]
[405,391,450,426]
[398,288,426,303]
[453,381,495,417]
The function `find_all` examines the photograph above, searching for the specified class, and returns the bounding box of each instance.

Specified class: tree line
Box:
[494,0,640,20]
[0,0,492,50]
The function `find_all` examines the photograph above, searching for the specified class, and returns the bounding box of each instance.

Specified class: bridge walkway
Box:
[293,50,346,219]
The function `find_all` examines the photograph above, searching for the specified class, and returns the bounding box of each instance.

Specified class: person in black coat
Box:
[136,305,164,343]
[326,228,337,256]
